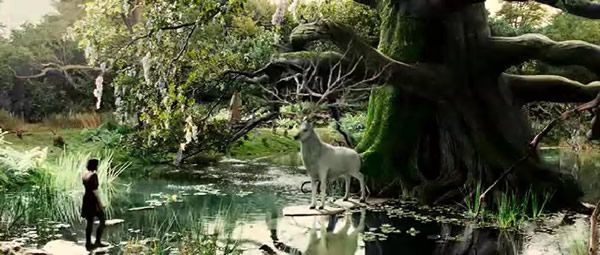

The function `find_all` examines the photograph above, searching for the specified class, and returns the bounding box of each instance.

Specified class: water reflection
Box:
[264,209,365,255]
[1,155,599,254]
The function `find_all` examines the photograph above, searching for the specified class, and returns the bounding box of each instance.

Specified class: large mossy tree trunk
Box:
[357,2,577,205]
[248,0,600,207]
[356,2,582,205]
[356,4,437,196]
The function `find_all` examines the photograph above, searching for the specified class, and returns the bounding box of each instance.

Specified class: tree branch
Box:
[11,65,103,81]
[504,73,600,104]
[171,24,197,64]
[248,20,448,100]
[489,34,600,74]
[116,21,197,54]
[505,0,600,19]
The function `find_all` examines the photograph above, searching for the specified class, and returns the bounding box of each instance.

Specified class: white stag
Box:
[294,121,366,209]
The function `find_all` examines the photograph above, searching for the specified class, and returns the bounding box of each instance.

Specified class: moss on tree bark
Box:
[356,5,435,196]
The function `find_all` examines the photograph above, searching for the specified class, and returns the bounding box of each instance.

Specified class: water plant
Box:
[123,207,241,255]
[462,181,553,228]
[528,189,553,220]
[495,192,528,229]
[462,181,484,218]
[45,150,129,222]
[0,143,129,230]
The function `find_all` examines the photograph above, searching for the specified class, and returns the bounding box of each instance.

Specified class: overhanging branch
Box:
[504,73,600,104]
[489,34,600,74]
[11,65,103,79]
[255,20,448,100]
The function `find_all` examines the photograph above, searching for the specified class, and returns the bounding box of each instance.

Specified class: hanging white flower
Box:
[157,77,167,97]
[93,75,104,109]
[122,0,130,14]
[271,0,288,26]
[182,116,198,150]
[288,0,300,21]
[156,30,163,44]
[141,52,152,85]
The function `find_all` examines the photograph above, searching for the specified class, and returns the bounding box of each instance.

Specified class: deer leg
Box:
[343,175,351,201]
[351,172,366,203]
[310,179,318,209]
[319,170,328,210]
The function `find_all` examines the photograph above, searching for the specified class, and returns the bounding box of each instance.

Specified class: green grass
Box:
[3,125,103,161]
[229,127,343,160]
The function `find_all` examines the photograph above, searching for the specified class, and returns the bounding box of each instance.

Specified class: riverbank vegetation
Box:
[1,0,600,253]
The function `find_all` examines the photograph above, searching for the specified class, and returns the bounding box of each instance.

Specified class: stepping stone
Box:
[42,240,87,255]
[220,158,246,164]
[95,219,124,226]
[282,205,345,216]
[334,198,390,209]
[127,206,155,212]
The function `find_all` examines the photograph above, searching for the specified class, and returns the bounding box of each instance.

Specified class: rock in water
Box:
[23,249,49,255]
[1,241,23,254]
[95,219,125,226]
[43,240,87,255]
[127,206,155,211]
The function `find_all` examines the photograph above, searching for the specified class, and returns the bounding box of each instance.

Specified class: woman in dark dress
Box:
[81,159,108,251]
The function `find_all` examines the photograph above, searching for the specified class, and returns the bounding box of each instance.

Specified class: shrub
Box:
[43,112,105,129]
[0,110,25,131]
[329,112,366,141]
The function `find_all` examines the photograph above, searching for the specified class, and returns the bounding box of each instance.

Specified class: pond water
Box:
[1,151,599,255]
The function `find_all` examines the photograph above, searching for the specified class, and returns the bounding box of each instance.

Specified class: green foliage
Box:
[0,133,47,188]
[329,112,366,141]
[489,3,599,146]
[71,0,278,155]
[0,0,97,120]
[229,128,298,159]
[295,0,380,45]
[494,2,550,29]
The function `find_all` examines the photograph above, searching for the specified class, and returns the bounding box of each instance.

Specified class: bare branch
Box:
[116,21,198,55]
[171,24,197,64]
[489,34,600,74]
[288,20,447,98]
[503,73,600,104]
[11,65,103,79]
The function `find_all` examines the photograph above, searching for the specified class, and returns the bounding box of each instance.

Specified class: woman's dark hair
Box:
[87,159,99,171]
